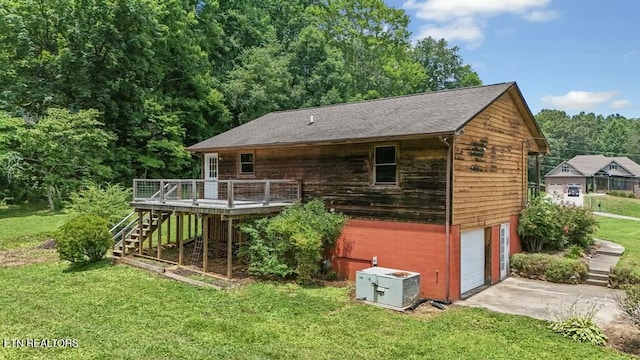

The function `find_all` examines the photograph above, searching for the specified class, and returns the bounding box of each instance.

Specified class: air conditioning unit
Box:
[355,267,420,311]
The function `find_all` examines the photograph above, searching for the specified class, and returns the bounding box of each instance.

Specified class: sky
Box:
[384,0,640,119]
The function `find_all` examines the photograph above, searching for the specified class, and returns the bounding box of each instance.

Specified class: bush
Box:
[240,199,347,283]
[66,182,131,228]
[615,285,640,327]
[518,196,565,252]
[564,245,585,259]
[55,215,113,263]
[511,253,587,283]
[606,190,636,199]
[557,205,598,248]
[548,296,608,346]
[610,267,640,288]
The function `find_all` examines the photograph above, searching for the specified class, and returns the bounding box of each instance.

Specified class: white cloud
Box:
[403,0,558,46]
[610,99,632,109]
[523,10,559,22]
[541,91,617,110]
[415,18,484,48]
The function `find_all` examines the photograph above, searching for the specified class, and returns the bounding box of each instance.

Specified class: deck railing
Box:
[132,179,301,208]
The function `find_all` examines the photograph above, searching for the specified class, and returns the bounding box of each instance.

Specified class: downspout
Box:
[439,135,452,303]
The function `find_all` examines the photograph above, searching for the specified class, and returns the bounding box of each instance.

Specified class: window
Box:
[609,163,618,170]
[239,153,254,175]
[374,145,397,184]
[561,165,570,173]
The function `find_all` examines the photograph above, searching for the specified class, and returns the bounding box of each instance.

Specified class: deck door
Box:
[204,153,218,199]
[500,223,510,279]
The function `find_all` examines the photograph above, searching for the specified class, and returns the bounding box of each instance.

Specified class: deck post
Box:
[167,212,171,245]
[177,212,183,265]
[203,216,209,272]
[121,230,126,256]
[138,210,144,256]
[192,180,197,205]
[228,181,234,208]
[148,210,154,252]
[227,218,233,279]
[160,180,165,204]
[264,180,271,205]
[157,211,162,259]
[188,214,192,240]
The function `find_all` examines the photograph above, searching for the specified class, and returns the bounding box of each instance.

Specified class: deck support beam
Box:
[157,211,162,259]
[203,216,209,272]
[138,210,144,256]
[177,212,183,266]
[188,214,192,240]
[167,213,171,245]
[227,219,233,279]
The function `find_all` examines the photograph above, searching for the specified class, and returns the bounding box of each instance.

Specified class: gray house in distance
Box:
[544,155,640,195]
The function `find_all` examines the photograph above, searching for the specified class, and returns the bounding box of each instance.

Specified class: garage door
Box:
[461,229,485,294]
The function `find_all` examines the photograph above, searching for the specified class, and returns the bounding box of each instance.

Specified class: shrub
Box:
[564,245,585,259]
[606,190,637,199]
[55,215,113,263]
[66,182,131,228]
[511,253,587,283]
[610,267,640,288]
[518,196,565,252]
[240,199,347,282]
[548,296,607,346]
[615,285,640,327]
[557,205,598,248]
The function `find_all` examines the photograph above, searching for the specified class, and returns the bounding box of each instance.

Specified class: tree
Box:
[16,108,115,210]
[598,115,631,156]
[412,37,482,91]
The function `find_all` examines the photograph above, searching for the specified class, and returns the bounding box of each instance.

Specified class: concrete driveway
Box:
[457,277,624,326]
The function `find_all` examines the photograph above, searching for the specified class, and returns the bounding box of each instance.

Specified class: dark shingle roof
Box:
[188,82,517,151]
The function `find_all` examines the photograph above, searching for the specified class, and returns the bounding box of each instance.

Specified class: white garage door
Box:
[461,229,485,294]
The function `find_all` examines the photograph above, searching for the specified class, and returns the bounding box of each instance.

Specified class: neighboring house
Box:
[119,82,549,303]
[544,155,640,195]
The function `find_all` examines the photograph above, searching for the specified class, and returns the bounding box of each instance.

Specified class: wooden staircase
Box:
[112,211,170,257]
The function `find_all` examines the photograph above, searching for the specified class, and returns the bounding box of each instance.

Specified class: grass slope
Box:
[0,261,630,360]
[0,204,71,250]
[585,195,640,218]
[596,217,640,274]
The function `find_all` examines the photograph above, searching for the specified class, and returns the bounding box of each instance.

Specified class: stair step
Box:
[587,273,609,281]
[597,249,625,257]
[588,268,610,276]
[586,278,609,287]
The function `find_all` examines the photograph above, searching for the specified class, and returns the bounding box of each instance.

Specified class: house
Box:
[117,82,548,303]
[544,155,640,195]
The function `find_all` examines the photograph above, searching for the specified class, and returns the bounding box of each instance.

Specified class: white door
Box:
[500,223,510,279]
[460,229,485,294]
[204,153,218,199]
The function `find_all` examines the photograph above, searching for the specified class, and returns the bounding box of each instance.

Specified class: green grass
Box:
[0,261,630,360]
[585,195,640,218]
[0,204,71,250]
[595,217,640,275]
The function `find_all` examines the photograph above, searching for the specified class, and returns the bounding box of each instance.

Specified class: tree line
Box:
[0,0,481,207]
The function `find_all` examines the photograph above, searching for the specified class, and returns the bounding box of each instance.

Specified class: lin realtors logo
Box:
[2,338,79,348]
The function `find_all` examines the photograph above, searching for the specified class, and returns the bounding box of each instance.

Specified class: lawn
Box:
[585,195,640,218]
[595,216,640,274]
[0,204,71,250]
[0,261,631,360]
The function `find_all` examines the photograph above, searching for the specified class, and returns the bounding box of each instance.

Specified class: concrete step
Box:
[587,272,609,282]
[598,249,625,257]
[588,268,610,276]
[586,278,609,287]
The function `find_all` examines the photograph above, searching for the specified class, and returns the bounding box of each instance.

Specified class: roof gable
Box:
[544,161,584,177]
[545,155,640,178]
[188,82,548,152]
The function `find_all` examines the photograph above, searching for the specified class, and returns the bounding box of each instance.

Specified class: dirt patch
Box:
[407,301,448,319]
[0,248,58,267]
[37,239,56,249]
[605,323,640,356]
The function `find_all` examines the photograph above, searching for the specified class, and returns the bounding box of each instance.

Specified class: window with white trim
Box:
[609,163,618,170]
[240,153,254,175]
[561,165,570,173]
[374,145,397,185]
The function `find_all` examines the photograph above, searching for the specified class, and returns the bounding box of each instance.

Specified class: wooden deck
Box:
[131,198,294,217]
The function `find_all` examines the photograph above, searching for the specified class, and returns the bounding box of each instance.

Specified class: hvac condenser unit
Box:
[355,267,420,311]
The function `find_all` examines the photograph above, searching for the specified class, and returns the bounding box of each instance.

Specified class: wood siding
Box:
[211,138,448,224]
[453,91,538,230]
